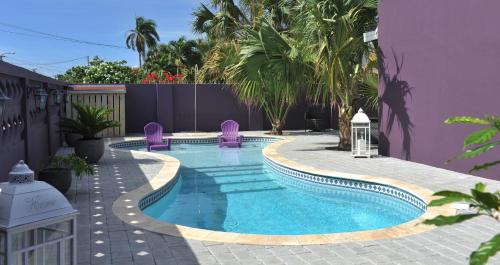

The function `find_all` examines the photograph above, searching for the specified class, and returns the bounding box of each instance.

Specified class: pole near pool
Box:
[194,64,198,132]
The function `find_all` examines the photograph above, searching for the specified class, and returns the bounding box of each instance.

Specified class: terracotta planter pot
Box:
[38,168,73,194]
[75,138,104,164]
[65,133,82,147]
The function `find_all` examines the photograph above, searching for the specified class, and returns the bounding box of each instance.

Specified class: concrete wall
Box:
[0,61,67,181]
[378,0,500,180]
[125,84,334,133]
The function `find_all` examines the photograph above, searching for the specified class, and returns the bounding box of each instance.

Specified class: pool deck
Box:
[68,131,500,265]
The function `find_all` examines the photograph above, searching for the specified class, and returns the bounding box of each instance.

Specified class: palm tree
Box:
[126,16,160,67]
[143,37,204,81]
[228,20,313,134]
[296,0,378,150]
[192,0,292,83]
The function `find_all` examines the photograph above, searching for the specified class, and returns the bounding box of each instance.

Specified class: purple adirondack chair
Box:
[218,120,243,148]
[144,122,172,151]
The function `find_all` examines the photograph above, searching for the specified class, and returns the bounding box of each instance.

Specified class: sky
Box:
[0,0,204,77]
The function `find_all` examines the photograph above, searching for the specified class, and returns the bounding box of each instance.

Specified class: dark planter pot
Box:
[75,138,104,164]
[306,118,324,132]
[38,168,73,194]
[65,133,82,147]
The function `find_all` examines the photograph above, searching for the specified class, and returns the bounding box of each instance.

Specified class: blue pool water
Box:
[133,142,423,235]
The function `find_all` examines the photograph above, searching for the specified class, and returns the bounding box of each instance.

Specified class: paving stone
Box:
[69,133,500,265]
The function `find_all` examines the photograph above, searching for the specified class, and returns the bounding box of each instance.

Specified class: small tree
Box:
[424,115,500,265]
[227,20,312,134]
[295,0,378,150]
[126,16,160,67]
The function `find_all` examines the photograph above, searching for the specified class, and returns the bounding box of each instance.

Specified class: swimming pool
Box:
[124,140,424,235]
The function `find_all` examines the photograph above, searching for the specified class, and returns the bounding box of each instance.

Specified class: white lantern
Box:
[351,108,371,158]
[0,161,78,265]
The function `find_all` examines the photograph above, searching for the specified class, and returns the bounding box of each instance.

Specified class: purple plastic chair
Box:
[218,120,243,148]
[144,122,171,151]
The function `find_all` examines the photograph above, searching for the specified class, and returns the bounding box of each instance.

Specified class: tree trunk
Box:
[139,53,142,67]
[271,120,283,135]
[338,104,353,150]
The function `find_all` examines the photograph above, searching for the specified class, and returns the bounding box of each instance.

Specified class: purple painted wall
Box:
[378,0,500,180]
[0,61,66,181]
[126,84,334,133]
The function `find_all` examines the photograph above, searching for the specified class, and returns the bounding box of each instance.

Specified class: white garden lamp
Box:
[0,161,78,265]
[351,108,371,158]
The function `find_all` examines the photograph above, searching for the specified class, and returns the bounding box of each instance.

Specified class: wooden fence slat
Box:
[113,93,119,136]
[96,94,102,138]
[106,94,112,138]
[65,91,126,138]
[65,94,71,119]
[102,94,107,138]
[119,94,125,136]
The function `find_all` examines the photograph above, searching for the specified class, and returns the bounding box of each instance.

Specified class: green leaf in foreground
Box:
[458,141,500,160]
[463,128,498,148]
[475,183,487,192]
[470,234,500,265]
[471,190,500,210]
[428,191,473,207]
[423,214,479,226]
[470,160,500,173]
[445,116,489,125]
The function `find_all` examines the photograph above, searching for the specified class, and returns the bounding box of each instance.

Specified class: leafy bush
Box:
[57,57,134,84]
[59,103,120,139]
[47,154,94,178]
[424,115,500,265]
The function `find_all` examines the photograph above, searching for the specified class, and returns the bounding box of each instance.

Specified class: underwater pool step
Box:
[181,163,264,171]
[182,178,274,187]
[181,171,271,180]
[179,185,286,195]
[181,170,271,178]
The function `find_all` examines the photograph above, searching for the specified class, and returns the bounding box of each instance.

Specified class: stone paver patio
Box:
[66,131,500,265]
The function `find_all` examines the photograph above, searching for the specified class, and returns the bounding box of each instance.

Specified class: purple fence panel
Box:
[0,61,66,181]
[196,84,249,132]
[378,0,500,180]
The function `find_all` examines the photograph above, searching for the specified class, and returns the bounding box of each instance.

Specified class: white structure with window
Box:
[0,161,78,265]
[351,109,371,158]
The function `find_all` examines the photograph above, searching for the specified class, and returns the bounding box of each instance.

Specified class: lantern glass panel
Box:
[44,242,60,265]
[27,248,43,265]
[0,231,5,253]
[64,239,73,265]
[37,220,72,244]
[53,91,63,104]
[0,231,4,265]
[34,89,48,110]
[11,253,22,265]
[352,126,369,157]
[11,230,35,251]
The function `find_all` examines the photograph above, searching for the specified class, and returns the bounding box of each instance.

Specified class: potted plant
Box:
[65,133,82,147]
[38,154,94,194]
[59,103,120,163]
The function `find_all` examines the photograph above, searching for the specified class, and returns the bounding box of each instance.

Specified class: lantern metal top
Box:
[351,108,370,123]
[0,160,77,230]
[34,88,48,96]
[8,160,34,184]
